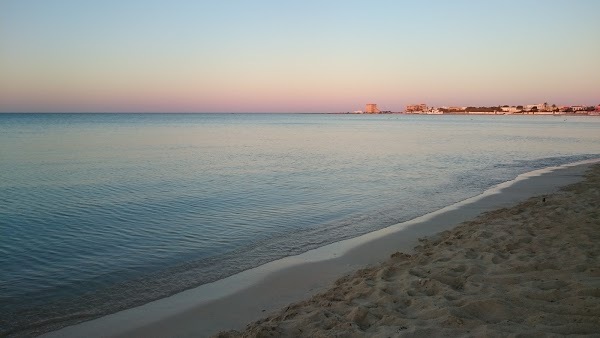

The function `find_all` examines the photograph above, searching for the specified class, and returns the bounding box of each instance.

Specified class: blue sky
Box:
[1,0,599,112]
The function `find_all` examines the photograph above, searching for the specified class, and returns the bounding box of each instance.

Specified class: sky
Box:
[1,0,599,113]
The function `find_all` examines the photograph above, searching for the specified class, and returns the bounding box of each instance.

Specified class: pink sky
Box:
[1,1,598,112]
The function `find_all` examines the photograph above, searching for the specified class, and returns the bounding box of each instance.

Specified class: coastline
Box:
[43,159,599,338]
[329,112,600,116]
[223,162,600,336]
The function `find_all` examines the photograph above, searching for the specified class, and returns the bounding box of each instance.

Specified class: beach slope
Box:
[220,164,600,337]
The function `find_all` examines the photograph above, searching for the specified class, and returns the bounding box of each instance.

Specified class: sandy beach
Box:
[220,164,600,337]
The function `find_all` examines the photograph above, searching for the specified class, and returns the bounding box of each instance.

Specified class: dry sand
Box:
[219,164,600,337]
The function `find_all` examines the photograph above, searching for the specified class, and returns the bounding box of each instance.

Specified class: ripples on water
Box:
[1,113,599,335]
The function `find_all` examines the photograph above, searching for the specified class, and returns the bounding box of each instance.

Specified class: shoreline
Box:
[223,161,600,336]
[330,112,600,116]
[43,159,599,338]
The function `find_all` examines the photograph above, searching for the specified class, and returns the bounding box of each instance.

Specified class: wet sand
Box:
[44,161,598,338]
[221,163,600,337]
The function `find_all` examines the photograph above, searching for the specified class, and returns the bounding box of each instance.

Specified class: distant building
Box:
[596,105,600,112]
[571,105,586,112]
[365,103,381,114]
[501,106,520,113]
[525,103,548,111]
[406,103,428,112]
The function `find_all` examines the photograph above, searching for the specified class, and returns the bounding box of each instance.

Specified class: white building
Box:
[525,103,549,111]
[500,106,519,113]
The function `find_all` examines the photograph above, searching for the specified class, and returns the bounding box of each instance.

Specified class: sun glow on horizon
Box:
[1,0,599,112]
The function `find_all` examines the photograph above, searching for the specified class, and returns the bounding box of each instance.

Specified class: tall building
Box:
[365,103,380,114]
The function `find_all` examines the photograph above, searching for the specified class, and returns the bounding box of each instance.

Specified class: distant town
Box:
[346,103,600,115]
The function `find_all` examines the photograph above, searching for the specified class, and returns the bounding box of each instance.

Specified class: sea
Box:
[1,113,599,336]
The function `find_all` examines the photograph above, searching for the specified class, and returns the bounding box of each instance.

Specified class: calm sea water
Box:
[1,113,599,335]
